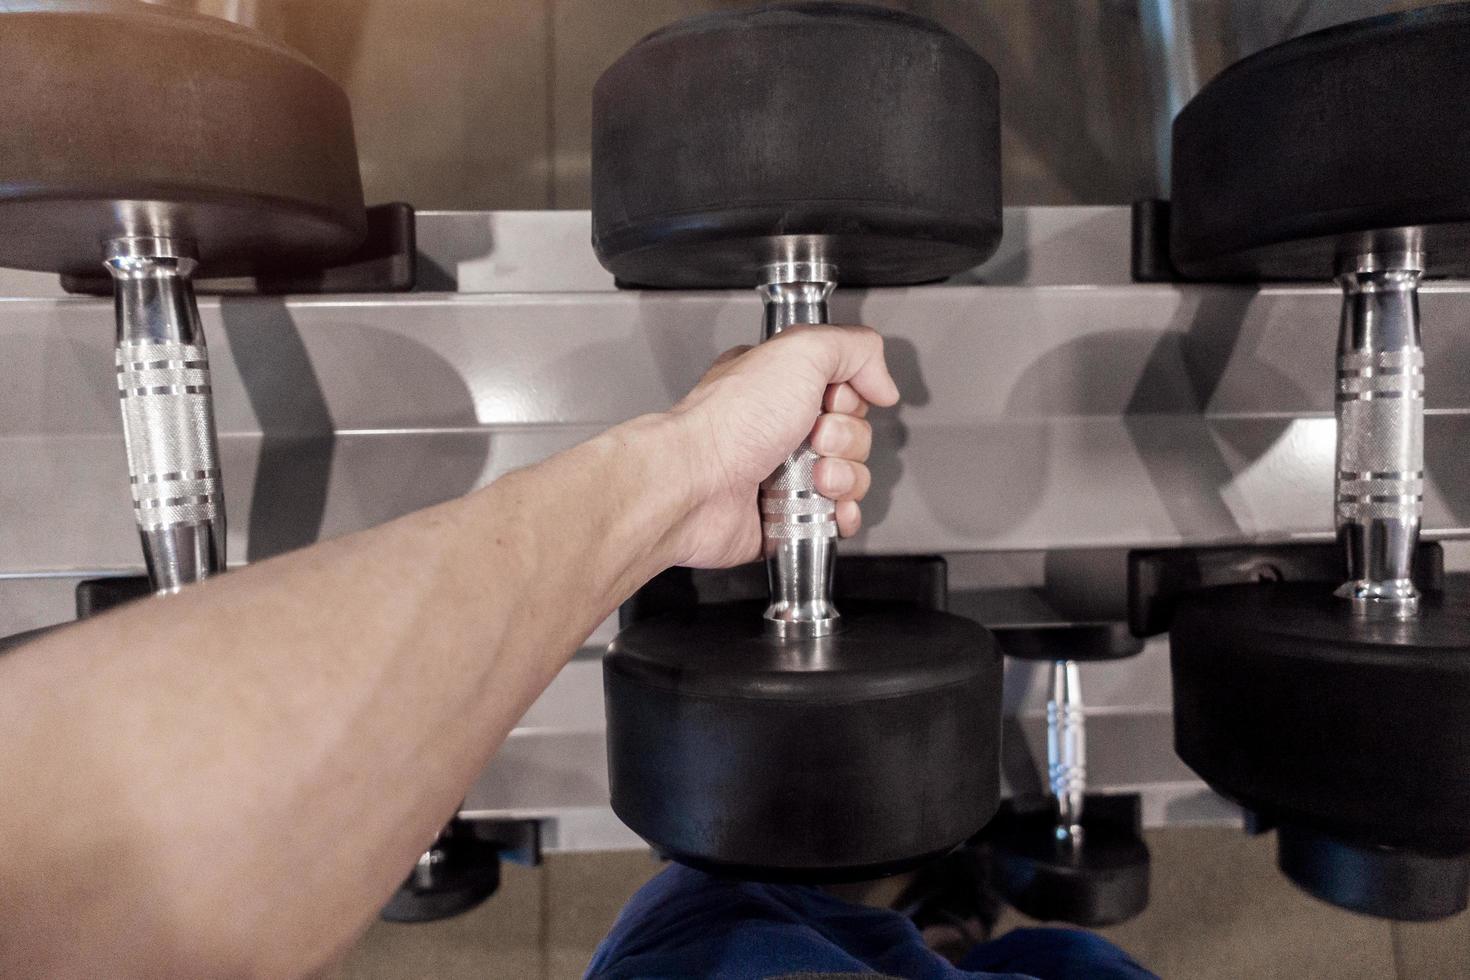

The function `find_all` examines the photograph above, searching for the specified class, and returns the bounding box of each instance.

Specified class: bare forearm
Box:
[0,323,895,978]
[0,413,690,978]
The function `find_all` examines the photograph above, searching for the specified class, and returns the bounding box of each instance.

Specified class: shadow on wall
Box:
[222,298,336,563]
[1118,288,1305,540]
[969,208,1032,285]
[0,315,140,574]
[217,300,491,561]
[833,290,922,533]
[971,288,1309,543]
[842,285,1319,549]
[999,662,1048,801]
[1421,292,1470,528]
[415,218,498,293]
[638,292,747,403]
[839,286,1055,545]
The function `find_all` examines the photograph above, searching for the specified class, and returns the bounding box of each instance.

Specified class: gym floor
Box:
[328,828,1470,979]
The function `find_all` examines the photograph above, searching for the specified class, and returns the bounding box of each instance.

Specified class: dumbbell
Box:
[592,2,1003,881]
[1166,5,1470,920]
[380,817,504,924]
[0,0,364,589]
[0,0,508,920]
[986,626,1150,926]
[0,3,501,924]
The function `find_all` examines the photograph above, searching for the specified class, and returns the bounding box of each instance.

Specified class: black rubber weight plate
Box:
[993,623,1142,663]
[380,840,501,924]
[591,2,1002,288]
[604,601,1004,880]
[988,797,1150,927]
[1171,5,1470,280]
[1170,581,1470,850]
[0,1,365,275]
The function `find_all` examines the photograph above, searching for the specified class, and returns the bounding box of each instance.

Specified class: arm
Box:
[0,325,899,979]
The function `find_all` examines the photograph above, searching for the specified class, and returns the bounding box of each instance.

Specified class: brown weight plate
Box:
[0,1,365,275]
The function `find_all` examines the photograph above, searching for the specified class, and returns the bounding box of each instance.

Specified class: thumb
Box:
[773,324,900,407]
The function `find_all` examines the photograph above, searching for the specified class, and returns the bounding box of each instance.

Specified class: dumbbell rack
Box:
[4,205,1470,853]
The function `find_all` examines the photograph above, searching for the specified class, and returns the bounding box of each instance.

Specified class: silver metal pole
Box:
[106,237,226,593]
[1139,0,1199,197]
[1048,659,1086,848]
[757,260,839,639]
[1334,252,1424,618]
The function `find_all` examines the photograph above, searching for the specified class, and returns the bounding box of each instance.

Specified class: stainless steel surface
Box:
[1139,0,1199,197]
[1048,659,1086,847]
[1334,253,1425,617]
[758,260,839,640]
[8,206,1470,851]
[106,237,225,592]
[9,276,1464,573]
[411,833,448,889]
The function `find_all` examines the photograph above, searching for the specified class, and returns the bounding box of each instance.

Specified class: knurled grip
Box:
[756,263,840,637]
[1336,347,1424,527]
[1047,699,1087,804]
[116,340,222,531]
[760,440,838,542]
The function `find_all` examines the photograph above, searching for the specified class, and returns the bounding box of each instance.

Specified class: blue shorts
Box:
[586,864,1157,979]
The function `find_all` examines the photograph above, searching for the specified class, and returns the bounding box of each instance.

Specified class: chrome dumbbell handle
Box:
[1048,659,1086,848]
[1333,252,1424,618]
[106,237,226,593]
[758,260,839,639]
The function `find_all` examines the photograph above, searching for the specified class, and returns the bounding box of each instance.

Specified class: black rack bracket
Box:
[1127,541,1445,637]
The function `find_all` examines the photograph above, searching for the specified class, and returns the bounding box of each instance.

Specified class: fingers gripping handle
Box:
[107,239,226,593]
[761,442,838,542]
[758,262,839,639]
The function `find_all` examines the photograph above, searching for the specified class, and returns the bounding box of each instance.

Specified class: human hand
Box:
[664,325,900,569]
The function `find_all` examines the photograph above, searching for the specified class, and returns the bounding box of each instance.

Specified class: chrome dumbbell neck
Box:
[1048,659,1086,849]
[105,237,226,594]
[758,260,840,640]
[760,261,836,339]
[1333,252,1425,619]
